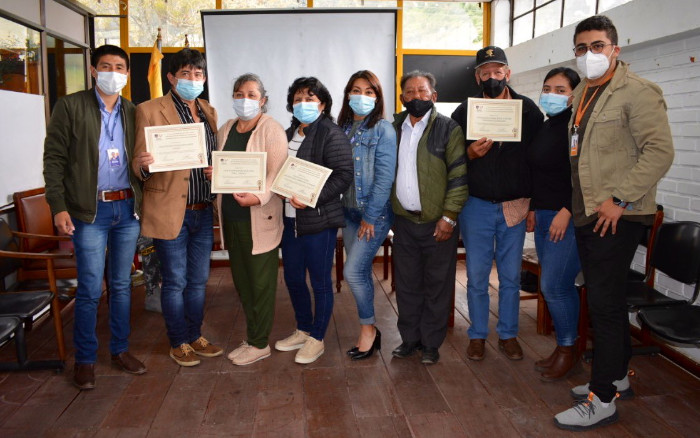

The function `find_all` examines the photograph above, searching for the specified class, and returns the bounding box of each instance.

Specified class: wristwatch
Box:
[441,215,457,228]
[612,196,629,209]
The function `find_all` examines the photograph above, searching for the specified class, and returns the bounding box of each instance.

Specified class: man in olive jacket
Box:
[554,15,674,431]
[390,70,468,365]
[43,45,146,390]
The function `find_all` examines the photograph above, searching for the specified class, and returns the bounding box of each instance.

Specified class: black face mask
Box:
[404,99,434,118]
[481,77,507,98]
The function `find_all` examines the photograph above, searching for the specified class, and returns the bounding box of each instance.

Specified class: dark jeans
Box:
[576,219,645,403]
[154,206,213,348]
[393,215,459,349]
[281,217,336,341]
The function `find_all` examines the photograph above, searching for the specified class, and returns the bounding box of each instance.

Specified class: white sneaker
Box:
[275,330,310,352]
[570,375,634,400]
[555,392,618,431]
[232,345,271,366]
[227,341,250,360]
[294,338,324,364]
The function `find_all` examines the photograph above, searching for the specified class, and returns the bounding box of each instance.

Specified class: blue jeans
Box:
[72,199,140,364]
[460,196,526,340]
[154,206,213,348]
[281,217,336,341]
[342,206,393,325]
[534,209,581,346]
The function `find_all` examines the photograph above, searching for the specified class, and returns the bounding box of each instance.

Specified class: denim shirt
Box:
[343,119,397,225]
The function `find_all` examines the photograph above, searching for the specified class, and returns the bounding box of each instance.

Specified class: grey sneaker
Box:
[275,330,310,352]
[570,375,634,400]
[554,392,618,431]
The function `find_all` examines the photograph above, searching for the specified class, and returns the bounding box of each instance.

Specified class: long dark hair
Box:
[286,77,333,124]
[543,67,581,90]
[337,70,385,129]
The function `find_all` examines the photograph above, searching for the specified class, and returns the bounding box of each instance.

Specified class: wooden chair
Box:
[521,247,552,335]
[0,219,72,364]
[12,188,77,288]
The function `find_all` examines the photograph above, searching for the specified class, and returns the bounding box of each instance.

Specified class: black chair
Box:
[637,222,700,346]
[0,291,64,371]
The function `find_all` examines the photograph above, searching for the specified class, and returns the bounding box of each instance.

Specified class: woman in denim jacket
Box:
[338,70,397,360]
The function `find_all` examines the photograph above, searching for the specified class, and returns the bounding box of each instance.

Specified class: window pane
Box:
[47,36,86,111]
[94,16,120,46]
[313,0,396,6]
[403,1,483,50]
[73,0,121,15]
[513,0,534,16]
[512,13,533,45]
[0,17,42,95]
[599,0,633,12]
[129,0,216,47]
[534,0,561,38]
[222,0,305,7]
[563,0,595,27]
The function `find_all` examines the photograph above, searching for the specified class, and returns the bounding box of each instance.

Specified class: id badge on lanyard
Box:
[570,129,579,157]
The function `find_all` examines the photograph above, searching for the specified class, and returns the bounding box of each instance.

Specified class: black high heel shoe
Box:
[346,346,359,356]
[351,328,381,361]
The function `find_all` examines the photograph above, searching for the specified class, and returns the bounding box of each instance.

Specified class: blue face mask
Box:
[539,93,570,116]
[175,78,204,101]
[293,102,321,124]
[348,94,376,116]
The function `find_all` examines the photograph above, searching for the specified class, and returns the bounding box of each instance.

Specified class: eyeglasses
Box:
[573,42,614,57]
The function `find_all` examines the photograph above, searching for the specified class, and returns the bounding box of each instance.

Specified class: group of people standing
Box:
[42,13,674,432]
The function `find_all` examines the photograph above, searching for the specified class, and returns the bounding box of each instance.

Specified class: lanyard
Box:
[102,106,120,143]
[573,69,615,133]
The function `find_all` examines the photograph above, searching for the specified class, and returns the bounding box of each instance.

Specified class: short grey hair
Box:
[232,73,268,113]
[400,70,437,93]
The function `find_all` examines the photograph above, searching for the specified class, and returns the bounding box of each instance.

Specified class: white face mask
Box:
[576,50,613,80]
[96,71,128,95]
[232,98,261,121]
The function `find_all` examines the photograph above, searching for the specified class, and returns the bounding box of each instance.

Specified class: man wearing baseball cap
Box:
[451,46,543,362]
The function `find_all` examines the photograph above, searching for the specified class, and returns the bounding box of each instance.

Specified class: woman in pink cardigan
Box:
[212,73,287,366]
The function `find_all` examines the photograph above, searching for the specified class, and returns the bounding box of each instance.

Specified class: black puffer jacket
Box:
[451,86,544,202]
[286,115,353,235]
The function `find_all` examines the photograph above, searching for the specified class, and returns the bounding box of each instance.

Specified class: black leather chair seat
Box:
[0,291,53,319]
[639,305,700,345]
[626,281,686,311]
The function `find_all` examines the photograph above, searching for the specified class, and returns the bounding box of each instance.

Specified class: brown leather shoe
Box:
[540,345,577,381]
[111,351,147,375]
[535,347,558,371]
[466,339,485,361]
[73,363,95,390]
[498,338,523,360]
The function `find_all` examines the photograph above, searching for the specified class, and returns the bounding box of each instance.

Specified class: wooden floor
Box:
[1,261,700,438]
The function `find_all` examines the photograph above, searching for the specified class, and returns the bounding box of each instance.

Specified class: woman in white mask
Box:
[211,73,288,366]
[526,67,582,381]
[336,71,396,361]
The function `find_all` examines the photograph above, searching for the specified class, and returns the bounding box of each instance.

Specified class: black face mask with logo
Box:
[404,99,434,118]
[480,77,507,98]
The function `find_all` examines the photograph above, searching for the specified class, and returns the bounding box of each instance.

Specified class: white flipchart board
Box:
[201,8,397,128]
[0,89,46,205]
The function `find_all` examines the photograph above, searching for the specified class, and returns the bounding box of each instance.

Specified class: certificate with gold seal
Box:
[466,98,523,142]
[144,122,208,172]
[270,156,332,208]
[211,151,266,194]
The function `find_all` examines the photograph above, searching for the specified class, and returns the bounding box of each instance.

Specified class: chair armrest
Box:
[0,249,73,260]
[11,231,71,242]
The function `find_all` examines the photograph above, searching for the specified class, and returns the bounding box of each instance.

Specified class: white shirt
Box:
[396,112,430,211]
[284,130,304,218]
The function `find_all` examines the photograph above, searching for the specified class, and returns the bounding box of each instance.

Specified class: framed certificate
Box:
[270,156,332,208]
[144,122,209,172]
[211,151,266,194]
[466,98,523,142]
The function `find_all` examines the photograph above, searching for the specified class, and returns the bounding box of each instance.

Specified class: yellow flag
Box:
[147,41,163,99]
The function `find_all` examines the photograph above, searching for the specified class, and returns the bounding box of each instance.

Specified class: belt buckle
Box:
[100,191,110,202]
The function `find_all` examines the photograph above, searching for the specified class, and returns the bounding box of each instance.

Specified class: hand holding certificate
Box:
[270,156,332,208]
[144,122,208,172]
[211,151,267,194]
[466,98,523,142]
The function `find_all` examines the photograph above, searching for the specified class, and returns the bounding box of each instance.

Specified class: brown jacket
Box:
[133,92,218,239]
[215,115,287,255]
